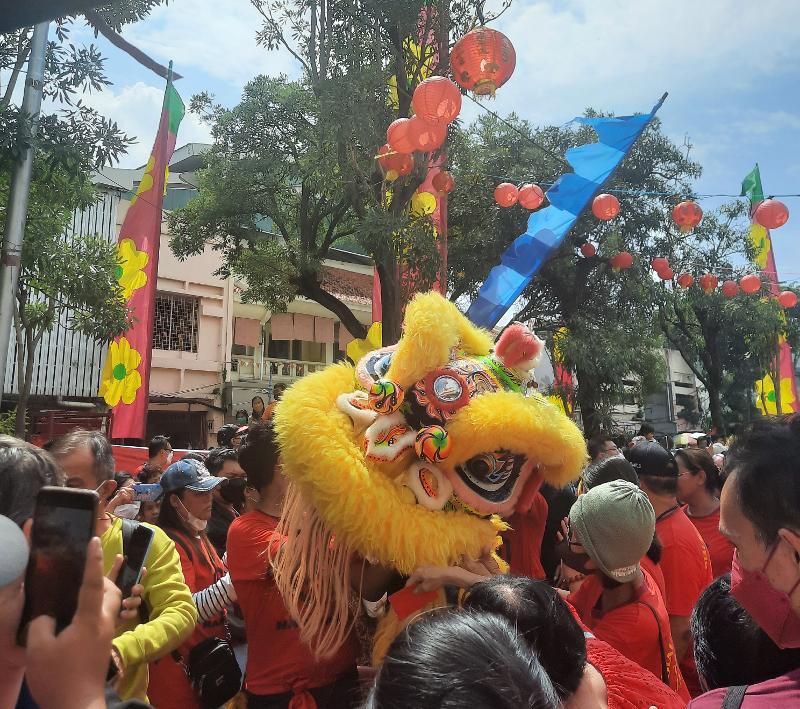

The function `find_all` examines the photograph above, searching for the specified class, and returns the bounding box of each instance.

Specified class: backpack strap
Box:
[721,685,749,709]
[636,600,669,686]
[164,528,196,562]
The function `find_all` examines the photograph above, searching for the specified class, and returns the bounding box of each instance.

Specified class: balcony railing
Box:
[231,355,325,384]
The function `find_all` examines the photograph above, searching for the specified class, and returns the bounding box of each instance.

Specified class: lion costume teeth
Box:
[272,291,587,661]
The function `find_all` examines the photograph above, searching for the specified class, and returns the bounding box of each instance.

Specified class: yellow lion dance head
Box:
[272,292,586,660]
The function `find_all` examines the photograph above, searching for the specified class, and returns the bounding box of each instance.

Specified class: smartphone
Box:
[18,487,98,643]
[132,483,162,502]
[117,523,154,599]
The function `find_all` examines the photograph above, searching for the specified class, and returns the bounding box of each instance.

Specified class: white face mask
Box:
[166,451,174,464]
[176,498,207,533]
[114,502,141,520]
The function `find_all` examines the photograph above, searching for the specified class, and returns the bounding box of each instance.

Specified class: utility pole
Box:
[0,22,49,408]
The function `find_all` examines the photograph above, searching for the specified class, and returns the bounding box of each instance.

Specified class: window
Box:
[153,293,199,352]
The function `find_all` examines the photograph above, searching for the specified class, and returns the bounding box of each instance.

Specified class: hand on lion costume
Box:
[271,292,586,663]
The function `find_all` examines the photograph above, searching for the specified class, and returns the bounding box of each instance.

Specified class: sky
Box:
[32,0,800,281]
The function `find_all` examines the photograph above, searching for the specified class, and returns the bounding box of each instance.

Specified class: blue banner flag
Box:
[467,93,667,329]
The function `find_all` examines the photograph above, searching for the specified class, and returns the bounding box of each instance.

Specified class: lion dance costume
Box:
[272,292,586,662]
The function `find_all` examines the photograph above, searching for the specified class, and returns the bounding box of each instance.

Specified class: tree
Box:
[1,158,130,435]
[447,113,699,435]
[169,0,510,345]
[654,202,786,435]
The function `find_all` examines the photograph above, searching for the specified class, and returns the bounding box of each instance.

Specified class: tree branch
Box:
[0,32,30,110]
[300,276,367,340]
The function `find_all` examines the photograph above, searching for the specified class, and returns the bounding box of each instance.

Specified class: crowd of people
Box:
[2,408,800,708]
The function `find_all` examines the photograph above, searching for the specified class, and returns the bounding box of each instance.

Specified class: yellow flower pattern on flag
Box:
[346,322,383,365]
[131,154,170,206]
[100,337,142,407]
[115,238,149,300]
[756,373,797,416]
[748,223,770,270]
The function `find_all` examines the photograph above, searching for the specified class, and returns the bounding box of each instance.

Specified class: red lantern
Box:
[740,274,761,294]
[610,251,633,270]
[580,243,596,258]
[779,290,798,309]
[411,76,462,126]
[518,184,545,211]
[432,170,455,195]
[677,273,694,289]
[699,274,718,293]
[672,201,703,232]
[450,27,516,96]
[659,268,674,281]
[755,199,789,230]
[651,258,670,273]
[592,193,620,221]
[407,116,447,153]
[494,182,519,207]
[721,280,739,298]
[377,144,413,181]
[386,118,415,154]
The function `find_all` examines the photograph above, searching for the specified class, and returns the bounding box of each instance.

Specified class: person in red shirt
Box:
[463,575,686,709]
[563,479,689,700]
[499,489,548,579]
[676,447,734,578]
[231,422,360,709]
[628,441,713,697]
[147,459,235,709]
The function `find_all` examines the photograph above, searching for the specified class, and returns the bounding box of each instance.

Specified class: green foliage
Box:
[0,409,17,436]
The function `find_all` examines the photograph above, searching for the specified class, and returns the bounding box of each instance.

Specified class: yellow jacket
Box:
[102,517,197,701]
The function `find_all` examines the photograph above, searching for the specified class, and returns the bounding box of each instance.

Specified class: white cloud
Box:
[72,81,213,168]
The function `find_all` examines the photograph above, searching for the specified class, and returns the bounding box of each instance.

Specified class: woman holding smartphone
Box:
[147,459,238,709]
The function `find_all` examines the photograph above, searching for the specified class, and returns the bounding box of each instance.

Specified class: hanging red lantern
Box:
[672,201,703,232]
[677,273,694,289]
[755,199,790,230]
[659,267,674,281]
[740,274,761,294]
[580,243,596,258]
[610,251,633,270]
[407,116,447,152]
[779,290,798,309]
[377,144,413,181]
[450,27,516,97]
[432,170,455,195]
[651,258,670,273]
[721,280,739,298]
[411,76,462,126]
[494,182,519,207]
[518,184,545,211]
[699,274,718,293]
[386,118,415,154]
[592,193,620,221]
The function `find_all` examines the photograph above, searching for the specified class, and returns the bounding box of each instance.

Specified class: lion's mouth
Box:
[452,451,524,505]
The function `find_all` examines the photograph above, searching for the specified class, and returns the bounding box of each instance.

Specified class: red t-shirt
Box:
[568,569,689,701]
[658,507,714,697]
[640,554,667,600]
[683,505,734,579]
[226,511,358,696]
[499,491,547,579]
[148,530,226,709]
[688,667,800,708]
[587,636,687,709]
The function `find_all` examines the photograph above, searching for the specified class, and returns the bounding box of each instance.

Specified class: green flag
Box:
[741,164,764,204]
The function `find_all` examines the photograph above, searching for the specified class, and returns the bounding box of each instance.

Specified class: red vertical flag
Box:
[99,67,184,439]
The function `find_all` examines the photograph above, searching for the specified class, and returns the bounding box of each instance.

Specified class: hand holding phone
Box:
[17,487,98,644]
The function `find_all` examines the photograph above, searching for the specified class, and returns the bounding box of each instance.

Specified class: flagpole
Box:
[0,22,50,410]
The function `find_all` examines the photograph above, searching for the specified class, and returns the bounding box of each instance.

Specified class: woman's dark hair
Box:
[180,451,207,463]
[582,456,638,492]
[205,448,238,475]
[724,416,800,545]
[234,409,248,420]
[368,609,558,709]
[138,462,161,483]
[675,448,721,494]
[157,487,191,532]
[463,576,585,700]
[0,437,62,525]
[251,396,265,410]
[238,422,280,492]
[692,573,800,689]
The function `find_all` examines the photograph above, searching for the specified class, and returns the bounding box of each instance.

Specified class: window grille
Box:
[153,293,199,352]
